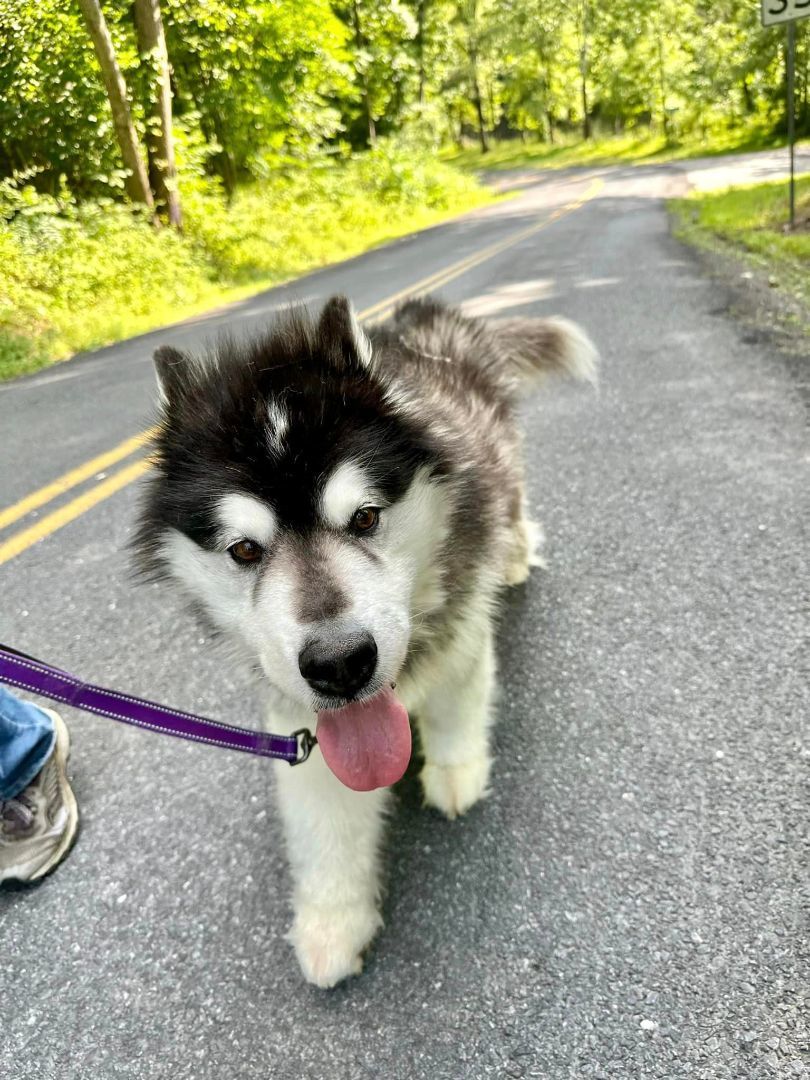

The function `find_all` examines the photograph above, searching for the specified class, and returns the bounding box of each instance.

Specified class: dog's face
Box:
[136,298,449,715]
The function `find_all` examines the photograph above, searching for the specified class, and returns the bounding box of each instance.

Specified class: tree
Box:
[457,0,489,152]
[578,0,591,140]
[163,0,350,191]
[415,0,428,104]
[3,0,809,204]
[0,0,118,193]
[133,0,181,225]
[75,0,153,208]
[488,0,568,142]
[336,0,417,147]
[351,0,377,145]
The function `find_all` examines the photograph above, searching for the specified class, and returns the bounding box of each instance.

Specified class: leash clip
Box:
[292,727,317,765]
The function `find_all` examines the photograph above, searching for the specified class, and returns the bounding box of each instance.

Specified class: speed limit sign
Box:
[761,0,810,27]
[761,0,809,227]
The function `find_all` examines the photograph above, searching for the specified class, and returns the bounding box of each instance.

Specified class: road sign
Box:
[761,0,810,28]
[761,1,809,227]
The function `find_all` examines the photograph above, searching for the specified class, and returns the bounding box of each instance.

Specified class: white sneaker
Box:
[0,709,79,883]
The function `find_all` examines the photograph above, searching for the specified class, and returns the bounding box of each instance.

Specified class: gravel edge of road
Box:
[667,201,810,363]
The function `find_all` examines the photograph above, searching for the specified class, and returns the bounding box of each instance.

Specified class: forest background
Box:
[1,0,808,378]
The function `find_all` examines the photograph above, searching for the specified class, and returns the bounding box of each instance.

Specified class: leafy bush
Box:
[0,140,488,379]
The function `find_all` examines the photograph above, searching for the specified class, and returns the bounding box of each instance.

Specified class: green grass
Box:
[443,122,801,174]
[0,142,493,381]
[670,173,810,325]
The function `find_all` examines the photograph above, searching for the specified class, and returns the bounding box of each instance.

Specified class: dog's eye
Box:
[350,507,380,535]
[228,539,264,565]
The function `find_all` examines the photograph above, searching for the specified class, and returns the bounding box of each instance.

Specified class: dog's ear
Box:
[317,295,373,370]
[153,345,192,407]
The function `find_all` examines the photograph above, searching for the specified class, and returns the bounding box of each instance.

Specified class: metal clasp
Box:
[291,727,317,765]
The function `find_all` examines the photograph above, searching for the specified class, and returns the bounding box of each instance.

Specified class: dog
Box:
[134,294,596,987]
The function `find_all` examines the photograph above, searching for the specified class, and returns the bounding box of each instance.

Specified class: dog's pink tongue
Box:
[316,688,411,792]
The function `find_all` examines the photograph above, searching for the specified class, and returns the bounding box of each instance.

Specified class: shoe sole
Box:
[27,709,80,882]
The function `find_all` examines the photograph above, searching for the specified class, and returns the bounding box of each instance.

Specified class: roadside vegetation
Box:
[0,144,487,381]
[670,175,810,327]
[445,123,800,175]
[1,0,808,380]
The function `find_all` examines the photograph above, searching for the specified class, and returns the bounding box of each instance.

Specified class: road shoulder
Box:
[669,198,810,370]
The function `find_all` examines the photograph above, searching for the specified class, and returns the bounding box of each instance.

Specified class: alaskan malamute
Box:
[135,295,596,987]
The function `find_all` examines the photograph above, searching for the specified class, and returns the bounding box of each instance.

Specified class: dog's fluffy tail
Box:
[391,297,597,400]
[486,315,598,396]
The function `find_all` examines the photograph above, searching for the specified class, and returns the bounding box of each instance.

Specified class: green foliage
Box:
[673,173,810,253]
[444,123,799,174]
[670,174,810,325]
[0,0,123,195]
[183,136,482,281]
[0,142,488,379]
[2,0,807,195]
[0,178,214,379]
[162,0,353,188]
[336,0,418,144]
[2,0,808,379]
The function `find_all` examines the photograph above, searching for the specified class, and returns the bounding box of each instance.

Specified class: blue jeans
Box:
[0,685,55,800]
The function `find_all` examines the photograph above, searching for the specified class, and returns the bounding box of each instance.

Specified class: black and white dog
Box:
[135,295,596,987]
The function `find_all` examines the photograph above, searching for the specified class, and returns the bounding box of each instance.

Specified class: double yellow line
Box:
[0,179,601,567]
[363,179,599,324]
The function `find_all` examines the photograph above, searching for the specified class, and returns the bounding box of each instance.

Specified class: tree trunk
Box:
[487,78,496,133]
[579,2,591,140]
[741,75,754,115]
[656,29,670,139]
[580,73,590,140]
[212,114,238,199]
[471,66,489,152]
[184,75,237,198]
[459,0,488,152]
[351,0,376,147]
[76,0,153,208]
[416,0,427,105]
[133,0,181,227]
[541,50,555,145]
[455,105,464,148]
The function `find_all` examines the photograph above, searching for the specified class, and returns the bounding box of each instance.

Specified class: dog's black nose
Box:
[298,633,378,699]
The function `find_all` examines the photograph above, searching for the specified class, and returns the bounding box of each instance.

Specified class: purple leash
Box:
[0,643,316,765]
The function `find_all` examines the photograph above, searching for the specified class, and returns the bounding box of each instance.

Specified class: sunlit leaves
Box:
[0,0,807,195]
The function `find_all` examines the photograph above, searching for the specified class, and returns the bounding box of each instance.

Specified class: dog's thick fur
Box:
[135,295,596,987]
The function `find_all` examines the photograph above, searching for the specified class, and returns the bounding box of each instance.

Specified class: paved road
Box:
[488,143,810,197]
[1,156,808,1079]
[680,144,810,192]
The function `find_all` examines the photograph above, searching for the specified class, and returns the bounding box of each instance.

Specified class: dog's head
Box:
[135,297,450,717]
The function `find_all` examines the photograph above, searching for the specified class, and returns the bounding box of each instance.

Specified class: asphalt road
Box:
[1,155,808,1079]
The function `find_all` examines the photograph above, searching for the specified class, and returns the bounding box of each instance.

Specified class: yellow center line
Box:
[368,178,603,323]
[0,428,157,532]
[362,223,539,321]
[0,177,602,566]
[0,459,151,566]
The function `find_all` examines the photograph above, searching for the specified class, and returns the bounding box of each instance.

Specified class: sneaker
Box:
[0,708,79,883]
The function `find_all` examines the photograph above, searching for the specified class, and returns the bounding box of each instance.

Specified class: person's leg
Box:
[0,685,56,800]
[0,686,79,884]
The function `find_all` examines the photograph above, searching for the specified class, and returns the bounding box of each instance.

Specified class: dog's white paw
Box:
[503,555,532,586]
[504,519,546,585]
[526,518,547,568]
[421,755,491,819]
[288,901,383,989]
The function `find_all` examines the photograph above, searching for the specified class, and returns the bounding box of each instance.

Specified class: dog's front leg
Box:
[417,619,495,819]
[273,750,388,988]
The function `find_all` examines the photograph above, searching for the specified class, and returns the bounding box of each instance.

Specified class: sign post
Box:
[761,0,810,229]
